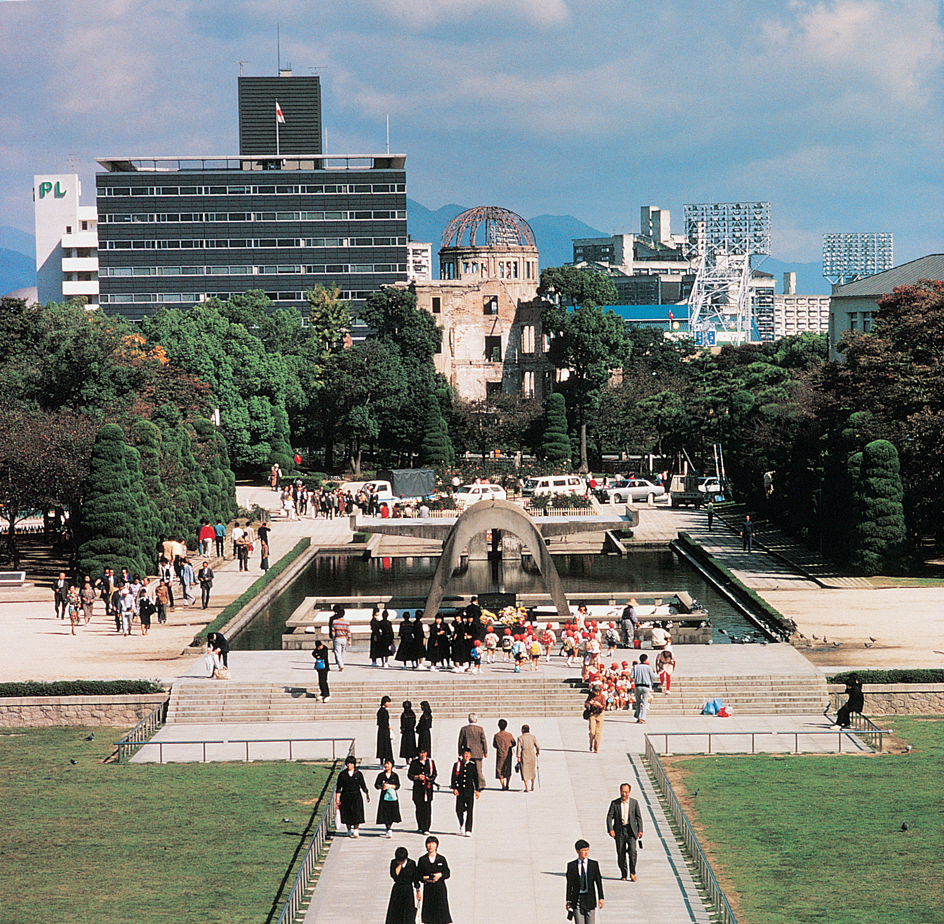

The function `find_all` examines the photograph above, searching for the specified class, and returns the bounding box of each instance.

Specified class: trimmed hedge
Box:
[0,680,165,698]
[675,532,795,638]
[191,537,312,645]
[828,669,944,684]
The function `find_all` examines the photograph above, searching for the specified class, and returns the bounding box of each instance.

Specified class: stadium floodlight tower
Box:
[822,232,893,286]
[684,201,770,346]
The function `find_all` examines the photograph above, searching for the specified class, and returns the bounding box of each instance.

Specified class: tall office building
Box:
[238,72,322,156]
[96,73,406,321]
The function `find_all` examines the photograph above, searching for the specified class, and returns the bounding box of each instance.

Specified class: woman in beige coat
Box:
[516,724,540,792]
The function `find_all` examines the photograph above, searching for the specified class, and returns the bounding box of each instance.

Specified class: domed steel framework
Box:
[441,206,536,250]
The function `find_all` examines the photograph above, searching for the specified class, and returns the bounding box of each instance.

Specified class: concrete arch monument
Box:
[422,499,570,620]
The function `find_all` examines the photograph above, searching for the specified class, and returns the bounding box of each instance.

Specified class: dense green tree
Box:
[315,339,407,475]
[540,393,571,464]
[849,439,909,574]
[76,424,151,577]
[420,393,454,465]
[141,303,294,469]
[542,302,629,471]
[538,265,617,308]
[190,417,238,523]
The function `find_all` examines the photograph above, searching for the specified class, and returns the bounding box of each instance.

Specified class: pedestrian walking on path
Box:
[416,836,451,924]
[606,783,643,881]
[198,561,213,609]
[377,696,395,766]
[493,719,515,790]
[384,846,417,924]
[335,755,369,837]
[631,654,657,723]
[374,759,401,837]
[741,514,754,552]
[408,747,437,835]
[457,714,488,789]
[451,747,481,836]
[584,683,606,752]
[312,639,330,701]
[516,724,539,792]
[565,839,604,924]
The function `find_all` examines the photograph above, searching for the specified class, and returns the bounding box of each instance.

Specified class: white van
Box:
[520,474,587,498]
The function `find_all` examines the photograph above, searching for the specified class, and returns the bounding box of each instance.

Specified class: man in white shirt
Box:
[630,654,658,723]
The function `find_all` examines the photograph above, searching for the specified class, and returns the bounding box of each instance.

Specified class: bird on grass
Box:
[693,789,700,799]
[901,822,909,832]
[905,745,912,753]
[84,733,95,741]
[282,818,291,823]
[69,759,77,765]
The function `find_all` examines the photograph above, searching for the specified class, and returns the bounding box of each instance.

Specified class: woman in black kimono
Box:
[385,846,417,924]
[426,615,451,670]
[411,611,427,668]
[369,606,384,666]
[374,758,402,836]
[377,695,395,765]
[399,700,417,763]
[334,755,369,836]
[416,835,451,924]
[395,612,415,667]
[416,701,433,756]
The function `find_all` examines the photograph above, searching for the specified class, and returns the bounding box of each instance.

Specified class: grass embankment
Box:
[664,716,944,924]
[0,726,335,924]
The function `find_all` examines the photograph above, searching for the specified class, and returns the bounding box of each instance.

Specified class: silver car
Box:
[594,478,666,504]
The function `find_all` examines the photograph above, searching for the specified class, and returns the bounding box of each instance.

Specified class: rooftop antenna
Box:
[67,152,77,173]
[277,22,281,73]
[386,115,390,154]
[238,60,250,77]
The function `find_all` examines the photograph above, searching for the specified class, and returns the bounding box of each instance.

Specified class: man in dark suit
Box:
[408,747,438,835]
[451,747,481,836]
[457,713,488,788]
[606,782,644,881]
[565,839,604,924]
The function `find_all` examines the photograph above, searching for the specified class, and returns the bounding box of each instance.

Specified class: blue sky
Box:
[1,0,941,264]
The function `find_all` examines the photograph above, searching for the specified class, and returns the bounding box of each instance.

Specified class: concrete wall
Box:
[828,683,944,716]
[0,693,167,728]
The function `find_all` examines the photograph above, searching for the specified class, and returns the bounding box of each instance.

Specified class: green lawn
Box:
[0,727,336,924]
[665,717,944,924]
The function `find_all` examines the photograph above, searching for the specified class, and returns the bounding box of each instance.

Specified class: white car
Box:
[698,477,725,496]
[595,478,666,504]
[455,482,507,507]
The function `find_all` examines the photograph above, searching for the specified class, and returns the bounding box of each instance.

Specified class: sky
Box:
[1,0,942,264]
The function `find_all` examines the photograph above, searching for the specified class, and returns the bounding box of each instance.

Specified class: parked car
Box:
[520,474,587,499]
[455,482,507,507]
[593,478,666,504]
[698,477,725,496]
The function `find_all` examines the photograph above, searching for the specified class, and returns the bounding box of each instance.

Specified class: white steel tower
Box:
[684,201,770,345]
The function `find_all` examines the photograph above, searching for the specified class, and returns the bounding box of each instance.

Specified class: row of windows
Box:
[101,209,406,224]
[103,236,403,251]
[102,289,376,306]
[101,263,405,278]
[99,183,405,197]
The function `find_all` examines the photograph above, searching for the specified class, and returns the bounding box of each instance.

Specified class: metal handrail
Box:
[128,736,355,765]
[645,736,738,924]
[274,739,355,924]
[114,698,169,762]
[649,728,891,756]
[827,696,889,751]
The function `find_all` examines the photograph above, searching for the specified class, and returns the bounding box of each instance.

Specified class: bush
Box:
[828,669,944,684]
[541,393,571,464]
[849,440,909,574]
[0,680,165,698]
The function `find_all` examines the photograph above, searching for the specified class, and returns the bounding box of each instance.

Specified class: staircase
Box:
[166,671,828,724]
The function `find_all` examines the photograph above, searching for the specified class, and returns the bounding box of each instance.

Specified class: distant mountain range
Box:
[1,210,831,299]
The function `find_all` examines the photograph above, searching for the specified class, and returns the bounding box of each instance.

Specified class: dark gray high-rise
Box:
[238,74,322,156]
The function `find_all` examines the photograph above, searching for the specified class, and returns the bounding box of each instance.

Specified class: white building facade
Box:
[33,174,99,308]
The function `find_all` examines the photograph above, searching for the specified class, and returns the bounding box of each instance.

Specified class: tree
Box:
[540,393,571,464]
[305,284,351,356]
[849,439,909,574]
[0,408,97,567]
[542,302,629,471]
[420,393,454,465]
[315,340,407,475]
[141,303,294,469]
[538,265,617,308]
[76,424,152,578]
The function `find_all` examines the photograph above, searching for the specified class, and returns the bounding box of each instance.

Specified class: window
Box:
[523,370,534,398]
[484,295,498,315]
[521,325,535,355]
[485,382,503,399]
[485,336,502,363]
[432,296,441,314]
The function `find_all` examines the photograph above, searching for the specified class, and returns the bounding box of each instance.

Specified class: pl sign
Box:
[38,181,67,199]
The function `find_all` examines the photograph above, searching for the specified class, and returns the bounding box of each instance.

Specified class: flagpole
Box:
[276,106,280,157]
